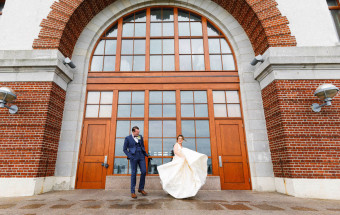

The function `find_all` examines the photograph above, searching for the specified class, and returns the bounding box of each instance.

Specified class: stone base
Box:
[105,176,221,191]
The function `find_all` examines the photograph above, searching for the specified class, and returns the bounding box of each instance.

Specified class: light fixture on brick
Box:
[311,84,339,112]
[0,87,18,114]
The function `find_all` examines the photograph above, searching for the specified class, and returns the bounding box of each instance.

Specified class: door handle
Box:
[101,155,109,168]
[219,156,222,167]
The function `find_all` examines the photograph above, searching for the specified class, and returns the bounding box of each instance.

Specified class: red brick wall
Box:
[262,80,340,179]
[33,0,296,57]
[0,82,66,177]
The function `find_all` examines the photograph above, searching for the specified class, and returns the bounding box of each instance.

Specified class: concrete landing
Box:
[105,176,221,190]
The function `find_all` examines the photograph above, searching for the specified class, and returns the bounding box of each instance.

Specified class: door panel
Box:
[76,120,111,189]
[216,120,250,190]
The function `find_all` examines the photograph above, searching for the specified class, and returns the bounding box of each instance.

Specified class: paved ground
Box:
[0,190,340,215]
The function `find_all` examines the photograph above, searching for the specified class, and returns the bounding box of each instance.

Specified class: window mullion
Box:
[174,8,180,71]
[115,18,123,71]
[146,8,151,71]
[202,17,210,71]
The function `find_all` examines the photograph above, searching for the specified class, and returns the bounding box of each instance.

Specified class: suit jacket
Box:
[123,134,148,159]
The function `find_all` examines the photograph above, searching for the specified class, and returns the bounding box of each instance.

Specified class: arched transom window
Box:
[90,7,236,72]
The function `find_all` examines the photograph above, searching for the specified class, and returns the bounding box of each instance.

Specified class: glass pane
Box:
[133,56,145,71]
[178,10,189,21]
[94,40,105,55]
[106,24,118,37]
[197,138,211,156]
[181,120,195,137]
[148,138,162,156]
[150,55,162,71]
[131,120,144,135]
[117,104,130,117]
[163,91,175,103]
[91,56,103,71]
[163,55,175,71]
[178,22,190,36]
[222,55,235,70]
[179,39,191,54]
[121,40,133,54]
[163,105,176,117]
[135,23,146,37]
[196,120,210,137]
[122,23,134,37]
[120,56,133,71]
[118,91,131,104]
[99,105,112,117]
[179,55,192,71]
[207,158,212,174]
[327,0,338,6]
[185,138,196,151]
[163,158,172,163]
[163,120,176,137]
[163,39,174,54]
[163,138,176,156]
[151,9,162,21]
[226,91,240,103]
[150,39,162,54]
[149,104,162,117]
[192,55,205,71]
[150,91,162,103]
[103,56,115,71]
[100,92,113,104]
[195,104,208,117]
[116,120,130,137]
[105,40,117,55]
[190,22,203,36]
[131,104,144,117]
[207,22,219,36]
[148,158,162,174]
[227,104,241,117]
[151,23,162,36]
[213,91,225,103]
[190,13,201,22]
[149,120,162,137]
[114,158,128,174]
[208,39,220,53]
[124,14,134,22]
[163,23,174,36]
[209,55,222,70]
[214,104,227,117]
[87,91,100,104]
[115,138,125,156]
[163,8,174,21]
[194,91,207,103]
[181,91,193,103]
[220,39,231,53]
[191,39,204,54]
[85,105,99,117]
[181,104,194,117]
[132,91,144,103]
[134,40,145,54]
[135,10,146,22]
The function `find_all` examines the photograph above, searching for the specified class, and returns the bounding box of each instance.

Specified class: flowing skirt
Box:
[157,147,208,199]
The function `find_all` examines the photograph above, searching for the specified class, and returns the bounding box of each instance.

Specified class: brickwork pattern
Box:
[0,82,66,177]
[262,80,340,179]
[33,0,296,57]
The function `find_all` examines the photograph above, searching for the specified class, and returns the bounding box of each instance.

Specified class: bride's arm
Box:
[173,144,185,158]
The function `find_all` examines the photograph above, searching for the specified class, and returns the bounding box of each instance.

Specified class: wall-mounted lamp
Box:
[311,84,339,112]
[0,87,18,114]
[63,57,76,69]
[250,54,264,66]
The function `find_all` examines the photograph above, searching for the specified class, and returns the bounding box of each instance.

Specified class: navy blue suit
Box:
[123,134,148,193]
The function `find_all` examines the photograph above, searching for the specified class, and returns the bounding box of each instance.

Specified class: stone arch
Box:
[33,0,296,57]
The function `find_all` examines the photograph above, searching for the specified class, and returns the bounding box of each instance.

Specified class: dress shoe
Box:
[131,193,137,199]
[138,190,147,196]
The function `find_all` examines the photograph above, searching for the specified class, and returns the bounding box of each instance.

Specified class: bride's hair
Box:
[177,134,184,140]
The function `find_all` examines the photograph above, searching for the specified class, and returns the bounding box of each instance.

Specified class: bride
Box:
[157,135,208,199]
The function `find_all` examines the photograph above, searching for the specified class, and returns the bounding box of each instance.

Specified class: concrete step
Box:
[105,176,221,190]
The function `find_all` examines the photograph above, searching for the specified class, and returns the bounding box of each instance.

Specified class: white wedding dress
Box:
[157,143,208,199]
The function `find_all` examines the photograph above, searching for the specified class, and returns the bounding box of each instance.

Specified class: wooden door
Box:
[76,119,111,189]
[215,120,251,190]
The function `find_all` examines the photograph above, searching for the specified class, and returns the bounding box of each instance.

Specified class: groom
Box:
[123,126,148,199]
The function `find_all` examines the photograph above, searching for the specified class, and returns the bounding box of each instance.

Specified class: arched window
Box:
[90,7,236,72]
[328,0,340,40]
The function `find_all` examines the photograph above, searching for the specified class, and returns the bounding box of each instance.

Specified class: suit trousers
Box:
[130,149,146,193]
